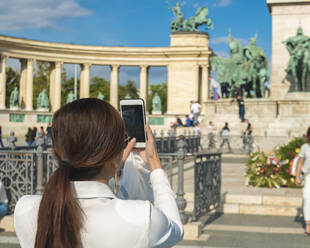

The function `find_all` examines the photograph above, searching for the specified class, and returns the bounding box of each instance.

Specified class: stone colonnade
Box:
[0,33,211,114]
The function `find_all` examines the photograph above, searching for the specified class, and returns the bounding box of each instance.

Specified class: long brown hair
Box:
[306,126,310,143]
[35,98,126,248]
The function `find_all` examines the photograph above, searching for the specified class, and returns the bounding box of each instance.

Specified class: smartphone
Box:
[120,98,147,148]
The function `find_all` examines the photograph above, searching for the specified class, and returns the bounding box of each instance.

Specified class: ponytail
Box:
[34,165,83,248]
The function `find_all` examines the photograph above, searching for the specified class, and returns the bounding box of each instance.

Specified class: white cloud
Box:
[210,36,248,46]
[0,0,91,31]
[215,0,232,7]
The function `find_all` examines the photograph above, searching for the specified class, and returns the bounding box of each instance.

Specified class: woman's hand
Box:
[136,124,162,171]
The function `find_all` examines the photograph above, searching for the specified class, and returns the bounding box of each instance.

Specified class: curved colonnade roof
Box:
[0,34,211,66]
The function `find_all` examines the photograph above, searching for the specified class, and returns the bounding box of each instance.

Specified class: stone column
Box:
[53,62,62,111]
[0,55,6,109]
[110,65,119,109]
[19,59,27,108]
[49,62,56,110]
[80,63,90,99]
[139,65,148,111]
[25,59,34,111]
[200,64,209,106]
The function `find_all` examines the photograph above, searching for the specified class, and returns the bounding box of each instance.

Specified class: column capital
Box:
[55,61,63,68]
[80,63,91,69]
[27,58,35,65]
[110,64,120,71]
[0,54,8,60]
[200,64,209,69]
[140,65,149,70]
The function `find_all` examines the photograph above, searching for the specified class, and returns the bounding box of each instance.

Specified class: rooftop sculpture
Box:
[168,1,213,32]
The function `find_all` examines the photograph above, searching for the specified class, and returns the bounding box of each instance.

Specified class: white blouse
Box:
[14,168,184,248]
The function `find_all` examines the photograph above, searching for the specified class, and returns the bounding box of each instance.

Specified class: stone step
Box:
[184,192,303,217]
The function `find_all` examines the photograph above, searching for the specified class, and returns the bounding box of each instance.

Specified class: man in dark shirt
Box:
[232,95,245,122]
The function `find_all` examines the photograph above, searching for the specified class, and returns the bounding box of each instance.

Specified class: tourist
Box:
[296,127,310,237]
[46,124,52,144]
[185,115,192,127]
[232,95,245,122]
[211,77,221,100]
[0,126,4,148]
[193,122,201,136]
[190,101,201,125]
[0,180,8,223]
[25,128,32,146]
[221,82,230,99]
[14,98,183,248]
[39,126,45,137]
[207,121,216,149]
[220,122,232,152]
[170,115,184,128]
[242,119,253,152]
[30,127,37,146]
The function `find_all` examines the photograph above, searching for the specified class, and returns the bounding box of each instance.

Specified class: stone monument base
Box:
[204,96,310,137]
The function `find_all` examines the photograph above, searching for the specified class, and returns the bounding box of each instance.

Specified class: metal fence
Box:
[154,130,201,153]
[0,133,221,223]
[192,152,221,221]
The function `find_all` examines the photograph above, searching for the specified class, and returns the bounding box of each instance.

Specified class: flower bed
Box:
[246,137,305,188]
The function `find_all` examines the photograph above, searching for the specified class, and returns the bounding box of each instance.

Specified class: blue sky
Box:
[1,0,272,86]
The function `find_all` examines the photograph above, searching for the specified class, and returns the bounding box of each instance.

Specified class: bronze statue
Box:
[37,89,50,109]
[283,26,310,92]
[211,30,269,98]
[10,87,19,108]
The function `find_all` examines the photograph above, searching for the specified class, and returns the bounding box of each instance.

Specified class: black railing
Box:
[192,152,221,221]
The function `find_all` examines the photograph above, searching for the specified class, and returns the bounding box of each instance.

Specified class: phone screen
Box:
[121,104,145,142]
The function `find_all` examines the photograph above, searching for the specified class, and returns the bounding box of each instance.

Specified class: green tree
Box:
[90,76,110,101]
[118,80,139,101]
[148,82,167,114]
[5,67,20,108]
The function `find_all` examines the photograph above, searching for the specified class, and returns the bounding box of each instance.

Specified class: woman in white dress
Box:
[296,127,310,237]
[14,98,183,248]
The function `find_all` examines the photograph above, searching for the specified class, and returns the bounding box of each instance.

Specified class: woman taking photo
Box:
[296,126,310,237]
[14,98,183,248]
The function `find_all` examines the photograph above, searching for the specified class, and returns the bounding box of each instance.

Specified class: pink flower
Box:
[260,169,265,173]
[289,152,293,157]
[275,168,280,172]
[285,169,290,174]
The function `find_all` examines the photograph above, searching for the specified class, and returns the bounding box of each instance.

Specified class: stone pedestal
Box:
[167,32,210,115]
[267,0,310,99]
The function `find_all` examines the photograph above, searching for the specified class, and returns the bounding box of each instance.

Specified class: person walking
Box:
[0,126,4,148]
[220,122,232,153]
[14,98,183,248]
[0,180,8,223]
[30,127,37,146]
[296,127,310,237]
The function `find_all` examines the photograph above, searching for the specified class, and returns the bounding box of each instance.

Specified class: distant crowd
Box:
[25,124,52,146]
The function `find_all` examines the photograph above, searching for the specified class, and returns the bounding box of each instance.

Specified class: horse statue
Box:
[283,26,310,92]
[183,7,213,32]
